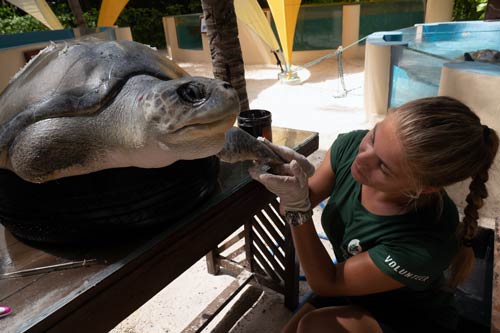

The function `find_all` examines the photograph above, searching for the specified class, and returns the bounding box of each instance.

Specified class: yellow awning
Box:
[97,0,129,27]
[6,0,63,30]
[234,0,280,52]
[267,0,301,70]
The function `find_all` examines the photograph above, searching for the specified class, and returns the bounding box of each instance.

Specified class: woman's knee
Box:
[296,309,326,333]
[296,306,382,333]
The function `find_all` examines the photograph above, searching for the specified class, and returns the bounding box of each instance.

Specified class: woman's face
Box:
[351,115,416,194]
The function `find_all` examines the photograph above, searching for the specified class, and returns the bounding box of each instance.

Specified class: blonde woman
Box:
[250,96,499,333]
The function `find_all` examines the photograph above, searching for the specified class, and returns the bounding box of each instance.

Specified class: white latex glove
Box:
[248,139,315,215]
[257,137,315,177]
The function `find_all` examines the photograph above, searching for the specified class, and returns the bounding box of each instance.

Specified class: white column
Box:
[363,41,391,122]
[342,4,361,59]
[425,0,454,23]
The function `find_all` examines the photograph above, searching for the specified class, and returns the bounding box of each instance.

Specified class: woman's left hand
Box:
[249,158,312,215]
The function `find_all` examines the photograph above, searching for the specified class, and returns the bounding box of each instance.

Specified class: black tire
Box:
[0,156,219,244]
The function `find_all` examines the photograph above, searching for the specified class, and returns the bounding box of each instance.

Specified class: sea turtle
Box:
[0,38,243,183]
[463,49,500,64]
[0,38,283,243]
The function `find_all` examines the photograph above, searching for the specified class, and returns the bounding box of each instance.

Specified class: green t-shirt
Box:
[321,130,460,329]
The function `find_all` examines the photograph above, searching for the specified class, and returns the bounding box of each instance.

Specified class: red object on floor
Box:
[0,306,11,318]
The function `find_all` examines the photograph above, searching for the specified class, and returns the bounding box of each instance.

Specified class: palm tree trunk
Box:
[201,0,249,112]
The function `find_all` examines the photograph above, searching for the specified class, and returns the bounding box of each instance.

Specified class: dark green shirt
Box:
[321,130,460,329]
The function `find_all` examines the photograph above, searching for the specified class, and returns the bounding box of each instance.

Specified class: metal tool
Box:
[1,259,98,279]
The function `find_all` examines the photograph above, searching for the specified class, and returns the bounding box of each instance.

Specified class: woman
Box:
[249,96,499,333]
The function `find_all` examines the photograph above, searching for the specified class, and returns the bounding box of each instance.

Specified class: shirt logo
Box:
[347,239,362,255]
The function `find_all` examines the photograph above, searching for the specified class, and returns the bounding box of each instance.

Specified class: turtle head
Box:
[141,76,240,160]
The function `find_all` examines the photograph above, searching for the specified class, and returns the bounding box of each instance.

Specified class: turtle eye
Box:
[177,82,207,105]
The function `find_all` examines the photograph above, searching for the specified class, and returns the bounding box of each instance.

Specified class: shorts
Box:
[306,294,456,333]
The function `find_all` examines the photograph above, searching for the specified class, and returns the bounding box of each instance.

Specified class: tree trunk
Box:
[201,0,249,112]
[67,0,89,35]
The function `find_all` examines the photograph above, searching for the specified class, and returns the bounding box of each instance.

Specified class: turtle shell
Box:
[0,38,221,244]
[0,38,188,153]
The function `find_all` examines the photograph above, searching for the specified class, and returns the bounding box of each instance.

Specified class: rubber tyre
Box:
[0,156,219,244]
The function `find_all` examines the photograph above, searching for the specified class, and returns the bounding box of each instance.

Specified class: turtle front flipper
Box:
[217,127,285,164]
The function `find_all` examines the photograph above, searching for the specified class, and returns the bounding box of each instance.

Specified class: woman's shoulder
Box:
[330,129,368,171]
[333,130,369,148]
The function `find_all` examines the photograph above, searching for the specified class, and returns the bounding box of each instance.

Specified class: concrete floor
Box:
[111,55,371,333]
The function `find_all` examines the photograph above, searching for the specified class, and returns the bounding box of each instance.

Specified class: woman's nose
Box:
[357,150,377,168]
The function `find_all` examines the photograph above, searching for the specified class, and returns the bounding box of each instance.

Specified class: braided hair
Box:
[390,96,499,287]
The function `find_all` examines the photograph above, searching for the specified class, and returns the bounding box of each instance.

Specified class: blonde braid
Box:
[448,126,498,287]
[391,97,499,287]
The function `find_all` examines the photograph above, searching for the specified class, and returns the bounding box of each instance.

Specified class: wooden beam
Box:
[181,270,254,333]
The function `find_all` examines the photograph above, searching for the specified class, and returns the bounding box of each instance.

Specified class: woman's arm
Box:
[293,149,404,296]
[291,223,404,296]
[250,143,405,297]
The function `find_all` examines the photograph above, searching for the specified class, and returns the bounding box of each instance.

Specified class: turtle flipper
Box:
[217,127,285,164]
